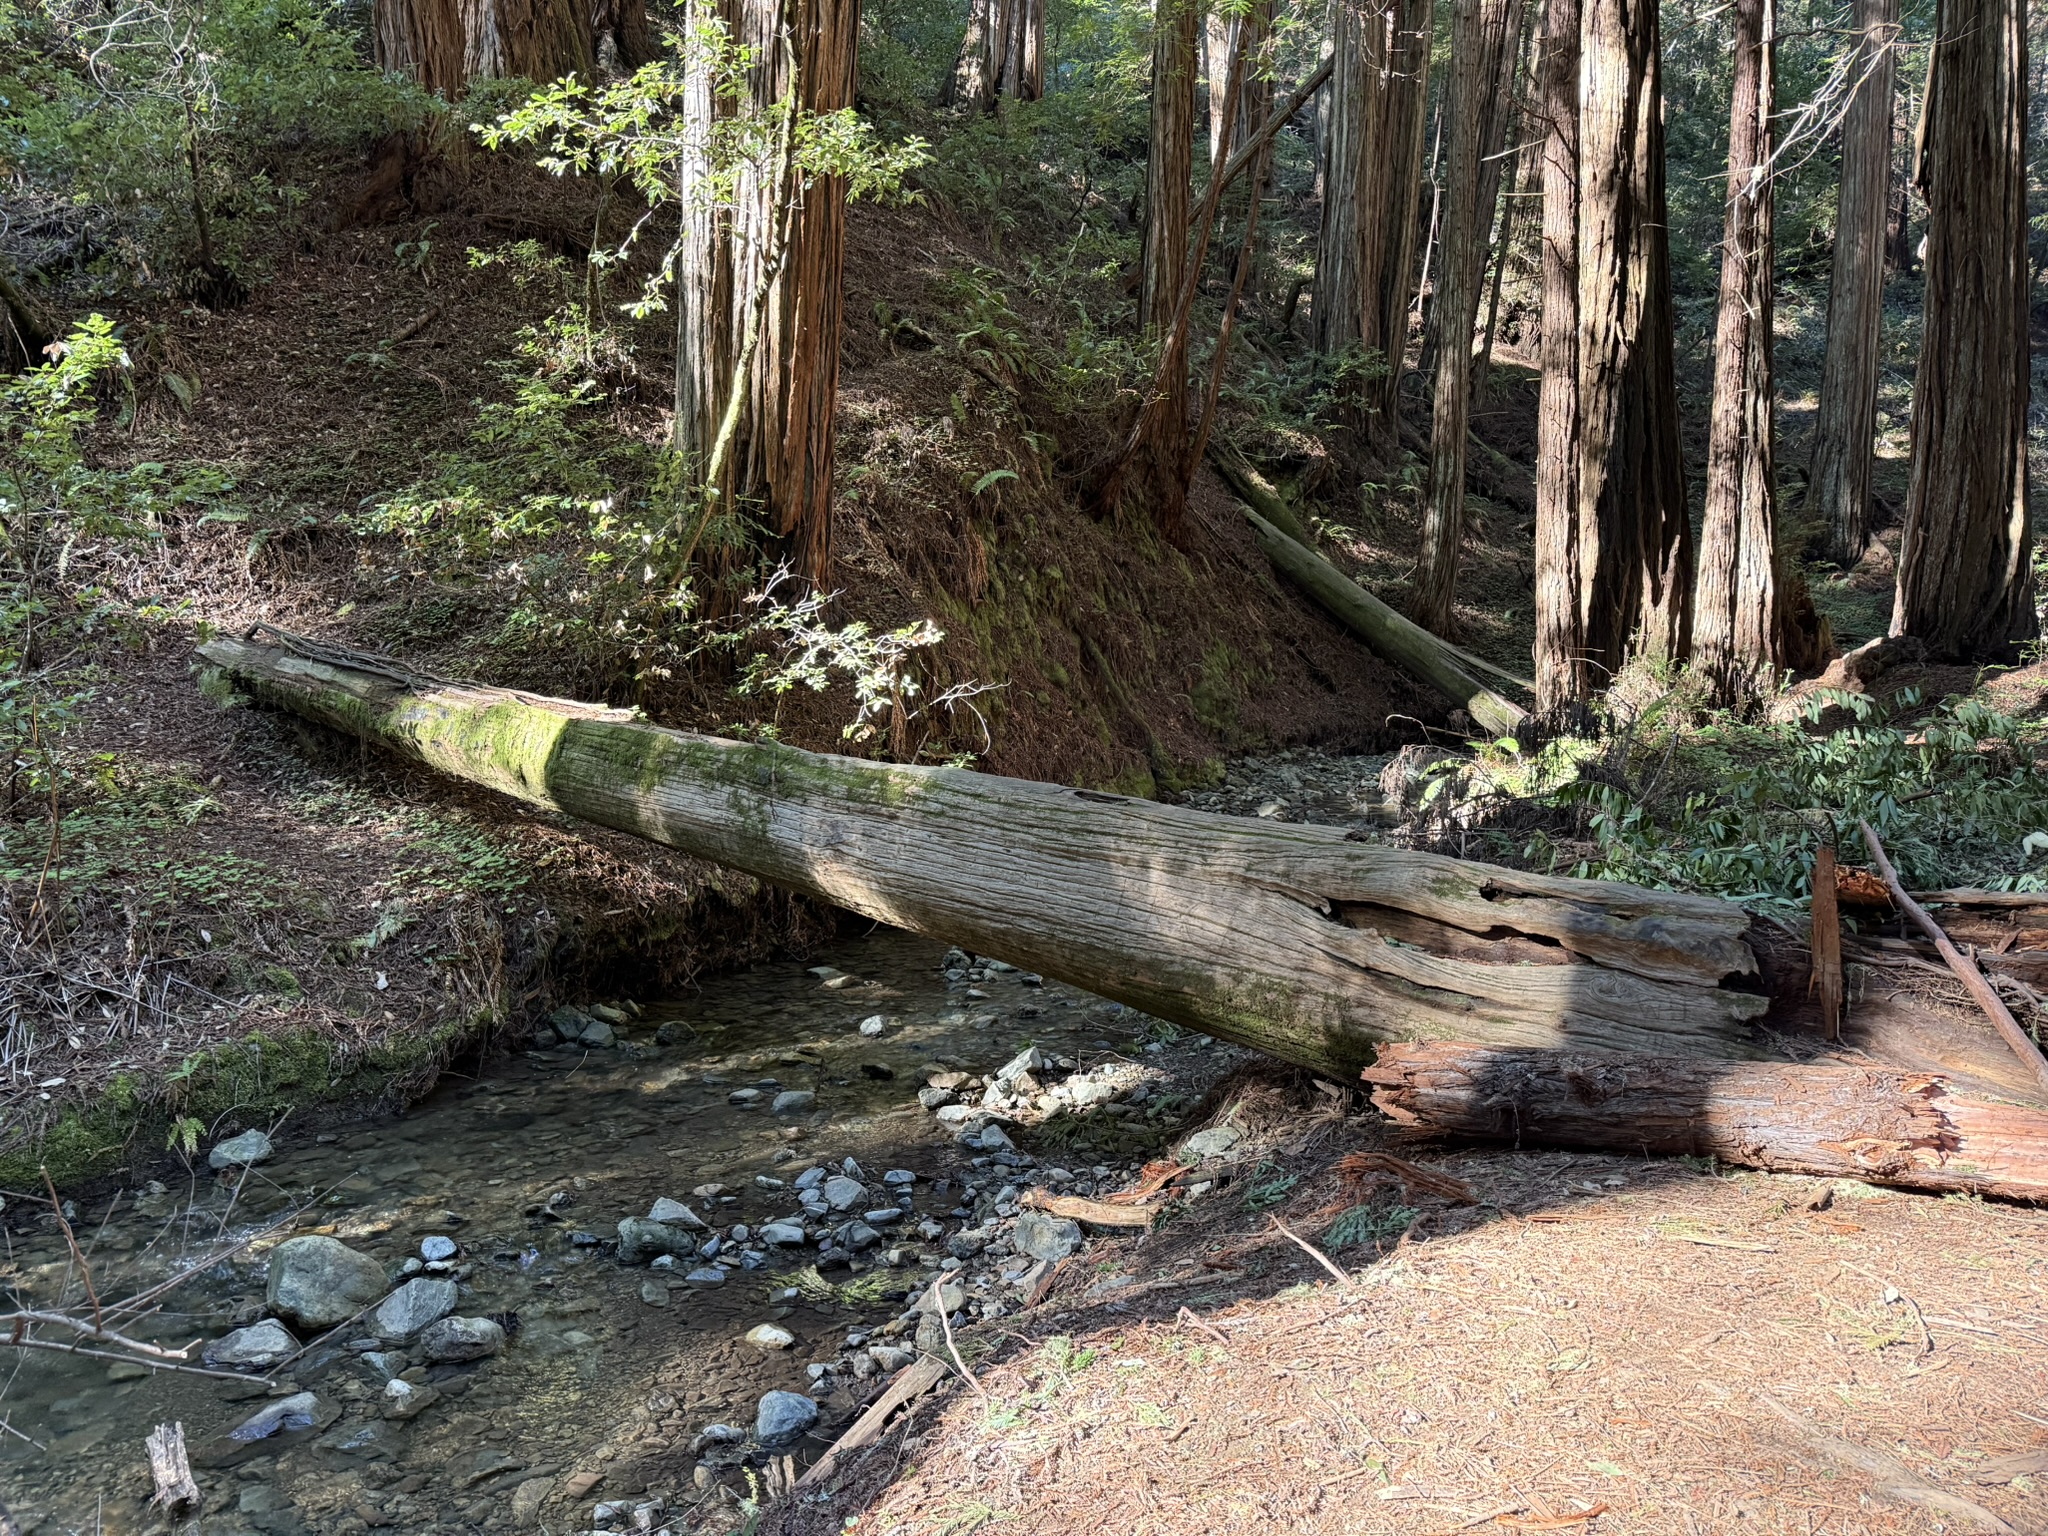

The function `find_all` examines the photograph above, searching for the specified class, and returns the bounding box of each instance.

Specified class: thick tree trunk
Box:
[1310,0,1373,356]
[1533,0,1585,710]
[1807,0,1898,565]
[375,0,623,95]
[1141,0,1202,339]
[1414,0,1519,636]
[1313,0,1432,458]
[1693,0,1780,705]
[1360,0,1432,458]
[0,266,52,375]
[1575,0,1691,677]
[1891,0,2037,660]
[199,632,1773,1082]
[673,0,855,584]
[1364,1042,2048,1201]
[945,0,1042,109]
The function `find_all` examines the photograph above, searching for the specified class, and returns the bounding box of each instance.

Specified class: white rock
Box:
[745,1323,796,1350]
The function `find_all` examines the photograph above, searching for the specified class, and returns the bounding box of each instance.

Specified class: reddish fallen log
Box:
[1363,1042,2048,1202]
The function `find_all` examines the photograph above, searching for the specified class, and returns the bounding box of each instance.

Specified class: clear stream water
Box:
[1,933,1195,1535]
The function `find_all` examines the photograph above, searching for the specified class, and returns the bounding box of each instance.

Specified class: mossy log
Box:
[199,630,1768,1079]
[1207,454,1529,736]
[1364,1042,2048,1201]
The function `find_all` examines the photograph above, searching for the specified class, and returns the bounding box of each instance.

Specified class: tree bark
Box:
[1363,1042,2048,1202]
[199,631,1774,1082]
[1533,0,1585,710]
[945,0,1042,109]
[673,0,856,584]
[1414,0,1519,636]
[0,266,52,375]
[1141,0,1202,339]
[1313,0,1432,458]
[1807,0,1898,565]
[1891,0,2037,660]
[1693,0,1780,705]
[1574,0,1691,678]
[375,0,628,95]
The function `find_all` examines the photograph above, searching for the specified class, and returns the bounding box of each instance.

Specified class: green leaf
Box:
[971,468,1018,496]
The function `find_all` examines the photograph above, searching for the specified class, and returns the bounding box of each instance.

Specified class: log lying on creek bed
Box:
[199,628,1766,1080]
[1363,1042,2048,1201]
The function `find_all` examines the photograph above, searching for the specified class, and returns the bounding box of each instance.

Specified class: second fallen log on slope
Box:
[1238,504,1529,738]
[198,629,1766,1081]
[1363,1042,2048,1201]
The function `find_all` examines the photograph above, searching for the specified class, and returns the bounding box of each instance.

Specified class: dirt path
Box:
[764,1076,2047,1536]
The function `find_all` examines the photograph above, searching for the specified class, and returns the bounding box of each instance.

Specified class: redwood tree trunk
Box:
[376,0,617,95]
[1360,0,1433,458]
[947,0,1043,109]
[1575,0,1691,678]
[1807,0,1899,565]
[1891,0,2037,659]
[1693,0,1780,704]
[1141,0,1202,338]
[1414,0,1519,636]
[1310,0,1374,356]
[1534,0,1585,709]
[674,0,856,584]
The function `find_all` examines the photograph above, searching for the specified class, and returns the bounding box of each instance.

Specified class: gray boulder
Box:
[1181,1125,1243,1160]
[209,1129,274,1170]
[771,1090,816,1114]
[618,1216,701,1264]
[755,1391,820,1444]
[204,1319,297,1369]
[370,1278,457,1342]
[758,1221,808,1246]
[821,1176,865,1211]
[647,1198,708,1230]
[419,1315,505,1363]
[266,1235,389,1331]
[1013,1212,1082,1263]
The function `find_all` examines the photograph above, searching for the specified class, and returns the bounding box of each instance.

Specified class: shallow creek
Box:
[2,933,1198,1535]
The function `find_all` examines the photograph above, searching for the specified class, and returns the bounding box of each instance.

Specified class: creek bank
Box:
[0,932,1247,1536]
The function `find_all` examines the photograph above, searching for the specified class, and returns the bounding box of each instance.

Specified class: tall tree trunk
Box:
[1207,0,1270,164]
[1694,0,1780,704]
[1891,0,2037,659]
[1312,0,1432,457]
[1360,0,1433,458]
[1414,0,1519,635]
[944,0,1041,109]
[1807,0,1898,565]
[1310,0,1373,355]
[1141,0,1202,338]
[1471,0,1535,411]
[376,0,617,95]
[673,0,856,584]
[1534,0,1585,709]
[1575,0,1691,679]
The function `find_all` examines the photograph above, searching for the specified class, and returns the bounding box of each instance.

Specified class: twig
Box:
[928,1276,986,1403]
[1174,1305,1229,1346]
[5,1308,197,1360]
[1859,820,2048,1097]
[0,1336,269,1383]
[40,1166,100,1327]
[1270,1215,1353,1287]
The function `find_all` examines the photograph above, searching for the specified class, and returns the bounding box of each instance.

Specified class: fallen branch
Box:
[145,1423,201,1517]
[1270,1215,1354,1286]
[1859,820,2048,1099]
[794,1355,948,1492]
[1019,1190,1160,1228]
[1364,1042,2048,1202]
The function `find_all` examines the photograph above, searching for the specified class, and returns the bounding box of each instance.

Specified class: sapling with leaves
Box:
[481,15,928,588]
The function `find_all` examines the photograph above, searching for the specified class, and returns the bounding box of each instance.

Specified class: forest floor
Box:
[758,1070,2047,1536]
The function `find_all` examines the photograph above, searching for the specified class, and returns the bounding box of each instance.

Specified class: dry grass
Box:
[767,1078,2047,1536]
